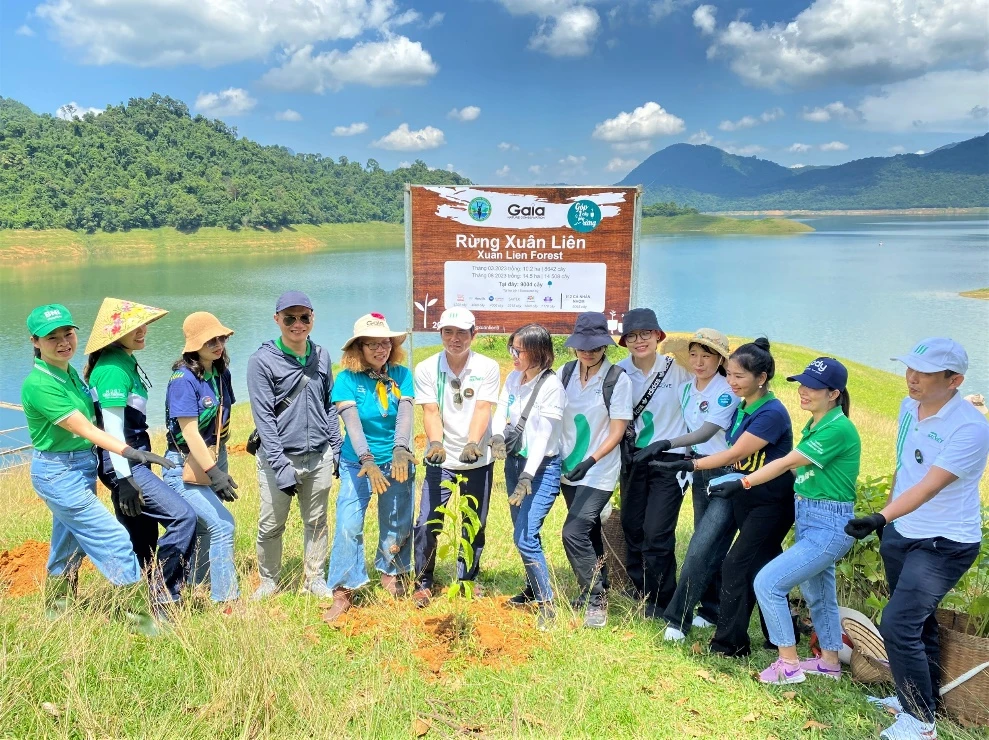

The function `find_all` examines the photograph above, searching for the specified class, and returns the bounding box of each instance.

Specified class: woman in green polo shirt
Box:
[710,357,861,684]
[21,304,173,634]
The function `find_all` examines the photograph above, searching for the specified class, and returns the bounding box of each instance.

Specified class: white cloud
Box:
[398,160,411,168]
[448,106,481,122]
[703,0,989,89]
[888,145,906,154]
[915,150,926,155]
[275,109,302,122]
[261,36,438,93]
[719,116,757,132]
[558,154,587,177]
[425,12,444,28]
[194,88,256,117]
[592,101,685,142]
[529,5,600,57]
[611,140,653,153]
[820,141,849,151]
[528,164,543,175]
[16,24,35,36]
[801,101,860,123]
[56,102,103,120]
[858,70,989,133]
[332,122,369,136]
[787,143,812,153]
[692,4,717,34]
[498,141,520,151]
[723,144,765,156]
[445,163,455,172]
[789,163,806,168]
[606,157,639,173]
[371,122,445,151]
[34,0,402,67]
[688,130,713,145]
[496,165,511,176]
[649,0,694,22]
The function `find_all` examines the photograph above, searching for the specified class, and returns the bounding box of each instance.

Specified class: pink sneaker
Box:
[758,658,805,685]
[798,657,842,680]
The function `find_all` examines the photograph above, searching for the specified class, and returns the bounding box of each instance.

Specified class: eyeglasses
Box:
[361,340,391,351]
[282,313,312,326]
[205,335,229,349]
[449,376,463,404]
[509,346,524,359]
[624,331,655,343]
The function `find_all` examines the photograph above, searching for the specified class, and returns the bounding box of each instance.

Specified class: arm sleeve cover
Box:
[394,396,414,450]
[339,403,371,460]
[667,421,723,451]
[522,414,560,476]
[103,406,133,479]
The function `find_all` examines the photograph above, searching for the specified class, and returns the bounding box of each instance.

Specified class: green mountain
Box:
[0,95,469,232]
[619,135,989,210]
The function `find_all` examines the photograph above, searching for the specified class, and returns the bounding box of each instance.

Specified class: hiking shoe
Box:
[508,587,537,608]
[43,573,78,620]
[879,713,937,740]
[799,657,842,680]
[123,610,163,638]
[868,695,903,713]
[301,580,334,600]
[380,574,406,598]
[536,602,556,632]
[691,614,715,629]
[584,601,607,629]
[664,626,686,642]
[413,585,432,609]
[322,589,353,624]
[250,579,279,601]
[758,658,805,685]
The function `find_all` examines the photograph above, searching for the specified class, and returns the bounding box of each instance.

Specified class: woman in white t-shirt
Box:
[557,313,633,629]
[634,329,741,642]
[490,323,565,630]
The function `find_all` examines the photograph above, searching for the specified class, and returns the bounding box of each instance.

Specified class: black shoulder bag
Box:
[620,356,673,466]
[503,370,552,456]
[246,348,323,456]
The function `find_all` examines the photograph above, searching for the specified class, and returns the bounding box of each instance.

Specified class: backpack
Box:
[559,360,626,413]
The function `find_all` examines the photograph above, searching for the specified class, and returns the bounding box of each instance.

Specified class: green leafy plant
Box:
[942,514,989,638]
[835,475,892,621]
[427,473,482,601]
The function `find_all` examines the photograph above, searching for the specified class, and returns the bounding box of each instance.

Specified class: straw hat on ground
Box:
[341,312,407,352]
[840,611,893,684]
[660,328,731,370]
[182,312,234,354]
[85,297,168,354]
[964,393,987,415]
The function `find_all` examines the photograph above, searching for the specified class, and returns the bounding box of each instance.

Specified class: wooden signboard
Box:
[405,185,640,336]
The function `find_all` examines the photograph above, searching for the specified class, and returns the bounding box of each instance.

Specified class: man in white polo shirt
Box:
[412,308,501,607]
[846,338,988,740]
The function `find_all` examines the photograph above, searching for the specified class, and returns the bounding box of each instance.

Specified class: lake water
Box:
[1,215,986,455]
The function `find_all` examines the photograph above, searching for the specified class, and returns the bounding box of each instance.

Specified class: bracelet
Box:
[741,476,752,490]
[358,452,375,464]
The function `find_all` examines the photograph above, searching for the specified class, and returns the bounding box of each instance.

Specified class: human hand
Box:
[280,470,302,497]
[632,439,672,465]
[358,458,391,495]
[565,457,596,483]
[424,441,446,465]
[206,465,239,501]
[508,473,534,506]
[649,459,695,473]
[121,446,177,470]
[459,442,483,464]
[117,476,145,517]
[845,513,886,540]
[489,435,507,460]
[391,446,416,483]
[708,478,744,499]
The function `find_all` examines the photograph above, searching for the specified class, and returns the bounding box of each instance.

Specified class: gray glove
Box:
[459,442,483,464]
[391,446,415,483]
[117,476,145,517]
[424,441,446,465]
[490,434,507,461]
[121,446,176,470]
[508,473,533,506]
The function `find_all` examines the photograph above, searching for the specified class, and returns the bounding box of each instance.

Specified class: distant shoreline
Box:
[712,208,989,217]
[960,288,989,301]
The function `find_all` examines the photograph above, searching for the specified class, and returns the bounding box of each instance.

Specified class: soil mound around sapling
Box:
[0,540,50,597]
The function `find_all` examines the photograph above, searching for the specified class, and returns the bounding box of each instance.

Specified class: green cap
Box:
[27,304,78,337]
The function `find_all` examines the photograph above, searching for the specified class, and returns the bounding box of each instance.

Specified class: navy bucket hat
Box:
[564,312,615,351]
[619,308,666,347]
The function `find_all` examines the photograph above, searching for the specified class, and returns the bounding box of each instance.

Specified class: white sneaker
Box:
[301,580,333,600]
[664,626,686,642]
[868,695,903,713]
[691,614,715,629]
[879,713,937,740]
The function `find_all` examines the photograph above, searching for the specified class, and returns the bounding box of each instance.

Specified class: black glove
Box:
[565,457,597,483]
[280,470,302,497]
[649,459,694,473]
[206,465,239,502]
[459,442,483,464]
[121,446,176,470]
[333,450,341,479]
[632,439,672,465]
[708,478,744,499]
[489,435,507,460]
[845,513,886,540]
[508,472,534,506]
[117,476,145,517]
[424,441,446,465]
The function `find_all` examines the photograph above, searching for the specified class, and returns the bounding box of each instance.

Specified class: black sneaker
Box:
[643,602,663,620]
[508,587,537,608]
[584,598,607,628]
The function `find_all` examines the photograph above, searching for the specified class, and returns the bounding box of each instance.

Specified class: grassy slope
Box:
[1,338,985,739]
[960,288,989,301]
[642,214,813,235]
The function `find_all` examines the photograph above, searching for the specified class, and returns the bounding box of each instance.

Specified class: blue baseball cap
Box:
[787,357,848,391]
[275,291,313,313]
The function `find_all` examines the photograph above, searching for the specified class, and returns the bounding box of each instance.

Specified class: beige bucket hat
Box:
[85,297,168,354]
[182,312,234,354]
[964,393,987,415]
[342,312,407,351]
[660,328,731,369]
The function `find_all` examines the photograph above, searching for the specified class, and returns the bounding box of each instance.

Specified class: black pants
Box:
[561,483,613,600]
[710,482,795,657]
[879,525,979,723]
[620,454,689,608]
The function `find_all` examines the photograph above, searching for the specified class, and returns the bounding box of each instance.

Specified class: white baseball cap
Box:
[437,307,475,331]
[892,338,969,374]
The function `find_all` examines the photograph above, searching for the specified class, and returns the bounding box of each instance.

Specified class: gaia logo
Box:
[567,199,601,233]
[468,197,492,222]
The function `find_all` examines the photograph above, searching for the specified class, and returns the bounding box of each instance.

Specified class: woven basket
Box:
[936,610,989,726]
[842,617,893,685]
[601,508,630,592]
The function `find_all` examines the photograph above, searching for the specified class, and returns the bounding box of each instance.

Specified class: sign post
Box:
[405,185,640,339]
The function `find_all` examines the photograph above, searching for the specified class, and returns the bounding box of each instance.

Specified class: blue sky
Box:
[2,0,987,183]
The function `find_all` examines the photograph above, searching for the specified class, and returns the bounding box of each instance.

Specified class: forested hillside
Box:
[0,95,469,232]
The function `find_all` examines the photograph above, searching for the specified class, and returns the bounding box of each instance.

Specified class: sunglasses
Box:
[205,335,229,350]
[361,340,392,351]
[449,376,463,405]
[282,313,312,326]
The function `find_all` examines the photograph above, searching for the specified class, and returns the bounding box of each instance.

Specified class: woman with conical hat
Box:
[84,298,197,619]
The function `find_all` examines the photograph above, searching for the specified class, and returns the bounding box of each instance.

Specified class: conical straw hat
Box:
[85,297,168,354]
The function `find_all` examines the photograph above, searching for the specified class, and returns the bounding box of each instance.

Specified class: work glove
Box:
[280,470,302,497]
[206,465,239,502]
[489,434,507,461]
[459,442,483,464]
[508,473,534,507]
[391,446,416,483]
[358,458,390,495]
[708,478,744,499]
[117,476,145,518]
[424,441,446,466]
[121,446,176,470]
[649,459,695,473]
[632,439,672,465]
[564,457,596,483]
[333,450,341,480]
[845,513,886,540]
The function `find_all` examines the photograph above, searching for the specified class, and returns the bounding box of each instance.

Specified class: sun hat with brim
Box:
[787,357,848,392]
[841,616,893,684]
[892,337,968,375]
[84,297,168,354]
[182,312,234,354]
[619,308,665,347]
[27,304,78,338]
[660,328,730,369]
[565,312,615,351]
[342,312,407,351]
[964,393,987,414]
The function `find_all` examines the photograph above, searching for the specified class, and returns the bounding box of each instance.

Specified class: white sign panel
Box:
[443,261,607,314]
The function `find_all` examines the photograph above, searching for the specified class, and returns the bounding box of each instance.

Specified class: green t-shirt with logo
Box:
[87,345,151,448]
[793,407,861,502]
[21,360,96,452]
[276,337,311,366]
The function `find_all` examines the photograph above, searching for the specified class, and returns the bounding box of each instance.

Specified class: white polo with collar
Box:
[891,391,989,543]
[617,353,692,454]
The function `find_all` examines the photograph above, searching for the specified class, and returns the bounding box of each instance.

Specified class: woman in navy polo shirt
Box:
[653,338,795,657]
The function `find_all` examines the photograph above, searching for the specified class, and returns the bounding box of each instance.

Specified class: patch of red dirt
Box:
[0,540,50,597]
[226,443,247,456]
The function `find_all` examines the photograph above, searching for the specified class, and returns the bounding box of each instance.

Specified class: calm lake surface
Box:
[2,215,987,452]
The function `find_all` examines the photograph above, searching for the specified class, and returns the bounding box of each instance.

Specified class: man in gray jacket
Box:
[247,291,343,600]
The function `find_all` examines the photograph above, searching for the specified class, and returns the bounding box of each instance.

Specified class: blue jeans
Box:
[663,466,737,633]
[505,453,561,603]
[754,496,855,650]
[326,459,416,590]
[163,447,240,602]
[30,449,141,585]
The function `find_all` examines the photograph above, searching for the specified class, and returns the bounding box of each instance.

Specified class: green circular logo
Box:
[468,197,492,222]
[568,200,601,232]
